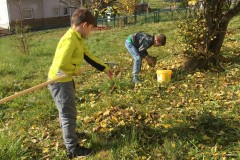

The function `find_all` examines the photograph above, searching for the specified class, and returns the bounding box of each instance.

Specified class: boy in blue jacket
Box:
[125,33,166,83]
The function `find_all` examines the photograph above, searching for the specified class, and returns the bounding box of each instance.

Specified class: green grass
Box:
[0,15,239,159]
[148,0,183,9]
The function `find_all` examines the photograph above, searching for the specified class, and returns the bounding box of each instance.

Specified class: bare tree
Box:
[13,0,31,55]
[59,0,78,8]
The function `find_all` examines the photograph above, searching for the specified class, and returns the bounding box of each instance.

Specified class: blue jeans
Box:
[48,81,78,152]
[125,39,142,81]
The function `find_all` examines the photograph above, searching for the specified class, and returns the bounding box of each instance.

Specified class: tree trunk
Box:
[183,0,240,70]
[208,21,229,56]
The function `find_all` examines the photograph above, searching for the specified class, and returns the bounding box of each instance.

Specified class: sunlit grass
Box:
[0,15,239,159]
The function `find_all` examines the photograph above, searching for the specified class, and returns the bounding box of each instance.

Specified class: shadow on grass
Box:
[224,53,240,65]
[91,124,165,158]
[92,111,239,156]
[171,68,190,82]
[167,112,240,146]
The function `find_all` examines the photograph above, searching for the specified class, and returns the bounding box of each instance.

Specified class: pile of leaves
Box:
[82,106,166,133]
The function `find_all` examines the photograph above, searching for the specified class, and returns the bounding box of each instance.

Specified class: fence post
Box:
[134,12,137,24]
[124,16,128,26]
[154,11,157,23]
[105,17,108,27]
[157,9,160,22]
[113,16,116,27]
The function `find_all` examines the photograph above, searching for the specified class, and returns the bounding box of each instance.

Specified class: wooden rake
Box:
[0,67,91,104]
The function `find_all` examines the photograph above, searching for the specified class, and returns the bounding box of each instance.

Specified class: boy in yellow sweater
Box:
[48,9,112,159]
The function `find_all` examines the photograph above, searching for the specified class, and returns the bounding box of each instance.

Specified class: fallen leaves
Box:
[81,106,176,133]
[19,122,64,159]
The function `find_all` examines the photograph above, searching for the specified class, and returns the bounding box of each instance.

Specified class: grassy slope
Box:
[0,16,239,159]
[147,0,183,9]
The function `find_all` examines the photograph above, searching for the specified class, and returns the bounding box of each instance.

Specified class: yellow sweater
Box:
[48,28,110,82]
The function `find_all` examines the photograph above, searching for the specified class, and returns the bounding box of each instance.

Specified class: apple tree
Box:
[178,0,240,70]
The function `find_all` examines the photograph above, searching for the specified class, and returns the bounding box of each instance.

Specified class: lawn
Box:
[148,0,183,9]
[0,15,239,159]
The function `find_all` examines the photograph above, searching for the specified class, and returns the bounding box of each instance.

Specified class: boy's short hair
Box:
[155,34,166,46]
[71,8,96,26]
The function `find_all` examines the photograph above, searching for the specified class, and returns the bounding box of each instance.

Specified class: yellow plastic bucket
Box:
[156,70,172,83]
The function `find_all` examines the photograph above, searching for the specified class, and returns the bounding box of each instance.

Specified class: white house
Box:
[0,0,85,31]
[0,0,10,29]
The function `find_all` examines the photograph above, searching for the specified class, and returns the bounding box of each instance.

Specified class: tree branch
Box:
[226,1,240,19]
[59,0,78,9]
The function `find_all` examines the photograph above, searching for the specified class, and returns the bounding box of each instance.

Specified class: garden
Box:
[0,1,239,159]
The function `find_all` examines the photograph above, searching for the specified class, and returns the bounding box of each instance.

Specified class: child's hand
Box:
[145,55,157,68]
[107,70,113,80]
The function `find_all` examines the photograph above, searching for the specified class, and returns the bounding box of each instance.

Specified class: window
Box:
[53,8,60,16]
[22,9,33,19]
[63,7,69,15]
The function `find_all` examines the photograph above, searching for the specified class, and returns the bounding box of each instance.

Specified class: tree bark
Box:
[208,20,229,55]
[206,0,240,56]
[184,0,240,70]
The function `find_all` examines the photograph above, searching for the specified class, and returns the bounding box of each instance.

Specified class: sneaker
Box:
[67,144,93,159]
[132,79,142,83]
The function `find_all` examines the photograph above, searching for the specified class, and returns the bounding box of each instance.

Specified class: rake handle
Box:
[0,74,70,104]
[0,66,93,104]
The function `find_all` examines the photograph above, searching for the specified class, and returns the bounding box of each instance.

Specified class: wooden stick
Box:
[0,66,92,104]
[110,83,116,93]
[0,74,69,104]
